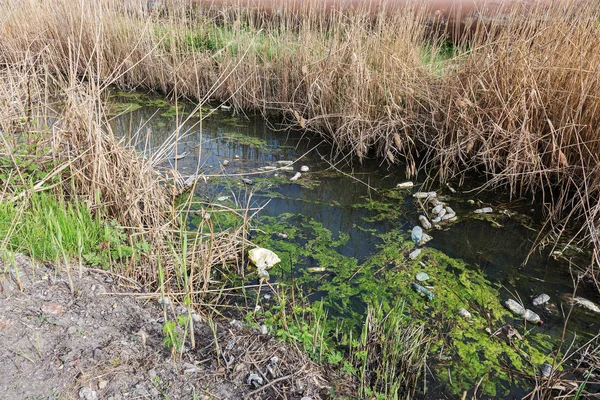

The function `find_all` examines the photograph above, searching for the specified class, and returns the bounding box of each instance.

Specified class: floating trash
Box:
[505,299,525,315]
[290,172,301,181]
[257,269,270,281]
[413,191,436,199]
[247,373,263,387]
[248,248,281,270]
[419,233,433,245]
[411,282,434,300]
[532,294,550,306]
[216,196,229,202]
[432,203,444,214]
[564,295,600,314]
[396,181,414,189]
[505,299,542,324]
[540,363,552,378]
[524,310,541,324]
[429,198,441,206]
[276,160,294,165]
[409,249,422,260]
[242,178,253,185]
[307,266,326,273]
[222,159,230,166]
[411,226,423,243]
[474,207,493,214]
[419,215,432,230]
[458,308,472,319]
[415,271,429,281]
[300,165,310,172]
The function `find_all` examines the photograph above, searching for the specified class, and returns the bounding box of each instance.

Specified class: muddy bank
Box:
[0,254,329,399]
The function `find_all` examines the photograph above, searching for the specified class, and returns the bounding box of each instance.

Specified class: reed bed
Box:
[0,61,248,297]
[2,0,598,282]
[0,0,598,297]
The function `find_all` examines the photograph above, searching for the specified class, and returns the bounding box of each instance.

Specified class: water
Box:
[111,93,600,398]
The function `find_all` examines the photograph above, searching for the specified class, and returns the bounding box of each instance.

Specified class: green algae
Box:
[251,211,554,396]
[218,131,269,150]
[108,102,143,116]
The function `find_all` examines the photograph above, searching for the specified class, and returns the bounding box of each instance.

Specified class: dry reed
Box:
[1,0,599,287]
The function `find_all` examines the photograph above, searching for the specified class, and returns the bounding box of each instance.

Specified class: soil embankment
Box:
[0,254,327,399]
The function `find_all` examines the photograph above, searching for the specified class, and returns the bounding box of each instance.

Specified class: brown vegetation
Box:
[0,0,599,288]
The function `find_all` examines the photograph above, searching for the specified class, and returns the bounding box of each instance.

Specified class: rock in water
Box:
[248,248,281,270]
[532,294,550,306]
[419,215,432,230]
[396,181,414,189]
[411,226,423,243]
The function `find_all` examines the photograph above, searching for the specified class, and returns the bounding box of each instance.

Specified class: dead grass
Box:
[0,0,598,287]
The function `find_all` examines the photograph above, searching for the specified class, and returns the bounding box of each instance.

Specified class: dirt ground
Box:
[0,254,329,400]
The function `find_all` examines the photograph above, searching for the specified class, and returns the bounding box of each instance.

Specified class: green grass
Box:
[0,192,139,267]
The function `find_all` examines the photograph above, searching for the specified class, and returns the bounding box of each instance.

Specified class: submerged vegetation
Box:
[1,0,600,398]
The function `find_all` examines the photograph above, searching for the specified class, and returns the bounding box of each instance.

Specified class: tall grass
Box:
[2,0,598,281]
[2,3,598,283]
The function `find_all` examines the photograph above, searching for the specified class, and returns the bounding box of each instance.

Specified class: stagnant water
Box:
[110,93,599,399]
